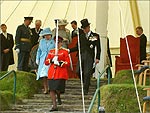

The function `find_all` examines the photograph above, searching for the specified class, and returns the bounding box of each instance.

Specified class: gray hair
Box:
[35,20,42,24]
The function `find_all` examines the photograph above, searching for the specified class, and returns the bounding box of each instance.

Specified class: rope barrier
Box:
[83,0,88,18]
[28,0,38,16]
[75,2,86,113]
[42,0,54,28]
[64,0,71,19]
[118,1,142,113]
[4,0,22,24]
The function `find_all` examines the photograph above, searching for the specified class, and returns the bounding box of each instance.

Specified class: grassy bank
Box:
[0,71,41,110]
[91,70,149,113]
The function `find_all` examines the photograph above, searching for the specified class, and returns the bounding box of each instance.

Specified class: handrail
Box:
[0,70,16,104]
[87,65,110,113]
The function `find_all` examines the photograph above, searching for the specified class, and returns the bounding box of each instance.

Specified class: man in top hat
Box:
[52,19,71,48]
[0,24,14,71]
[31,20,43,47]
[15,16,33,71]
[70,18,101,94]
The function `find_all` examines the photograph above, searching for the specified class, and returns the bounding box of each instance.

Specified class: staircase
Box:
[1,79,107,113]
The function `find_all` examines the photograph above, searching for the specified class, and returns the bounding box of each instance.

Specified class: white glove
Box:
[52,56,58,62]
[16,48,20,54]
[36,60,39,65]
[54,60,60,66]
[67,49,70,53]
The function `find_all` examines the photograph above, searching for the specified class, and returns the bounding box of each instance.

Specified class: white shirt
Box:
[87,31,91,37]
[35,28,41,34]
[86,31,91,39]
[2,32,7,38]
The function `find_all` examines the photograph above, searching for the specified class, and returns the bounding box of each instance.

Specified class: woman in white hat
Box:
[36,27,55,94]
[52,19,71,48]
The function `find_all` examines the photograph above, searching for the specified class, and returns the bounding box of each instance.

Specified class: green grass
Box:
[113,70,150,85]
[112,70,133,84]
[0,91,13,110]
[91,70,150,113]
[0,71,41,110]
[100,84,146,113]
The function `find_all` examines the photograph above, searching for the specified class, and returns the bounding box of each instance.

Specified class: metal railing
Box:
[87,65,111,113]
[0,70,16,104]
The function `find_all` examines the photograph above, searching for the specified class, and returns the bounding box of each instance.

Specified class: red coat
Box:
[45,48,70,80]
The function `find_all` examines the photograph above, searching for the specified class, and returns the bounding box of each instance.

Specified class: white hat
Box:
[58,19,68,26]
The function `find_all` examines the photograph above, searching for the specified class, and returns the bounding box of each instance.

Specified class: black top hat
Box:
[54,36,64,42]
[24,17,33,20]
[81,19,90,28]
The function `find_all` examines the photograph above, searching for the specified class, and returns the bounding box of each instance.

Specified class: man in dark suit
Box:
[70,20,83,38]
[70,19,101,94]
[136,26,147,62]
[106,37,112,78]
[31,20,43,47]
[0,24,14,71]
[15,17,33,71]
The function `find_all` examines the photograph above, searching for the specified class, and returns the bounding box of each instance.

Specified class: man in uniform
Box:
[15,17,33,71]
[31,20,43,47]
[70,19,101,94]
[0,24,14,71]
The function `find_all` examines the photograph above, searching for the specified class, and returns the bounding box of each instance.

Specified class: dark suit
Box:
[0,33,14,71]
[106,38,112,78]
[15,24,32,71]
[70,31,101,93]
[31,28,43,47]
[71,28,83,38]
[140,34,147,62]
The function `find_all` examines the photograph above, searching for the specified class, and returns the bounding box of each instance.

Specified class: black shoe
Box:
[58,99,62,105]
[49,107,58,112]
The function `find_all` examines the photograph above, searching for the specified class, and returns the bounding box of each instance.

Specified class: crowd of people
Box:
[0,17,102,111]
[0,16,147,112]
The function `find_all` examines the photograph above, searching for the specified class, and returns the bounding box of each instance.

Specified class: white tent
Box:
[1,0,150,75]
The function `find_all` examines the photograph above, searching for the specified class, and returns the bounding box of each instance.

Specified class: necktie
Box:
[86,34,88,39]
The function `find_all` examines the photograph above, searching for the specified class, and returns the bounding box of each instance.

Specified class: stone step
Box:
[65,88,96,92]
[33,94,94,100]
[2,79,106,113]
[18,104,91,110]
[22,98,92,104]
[65,79,106,84]
[65,82,107,87]
[1,111,84,113]
[12,104,89,112]
[64,91,95,95]
[33,91,95,98]
[35,92,95,96]
[65,85,97,89]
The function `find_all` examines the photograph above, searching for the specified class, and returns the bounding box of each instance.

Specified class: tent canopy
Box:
[1,0,149,48]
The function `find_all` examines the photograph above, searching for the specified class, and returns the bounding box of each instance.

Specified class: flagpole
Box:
[55,19,59,56]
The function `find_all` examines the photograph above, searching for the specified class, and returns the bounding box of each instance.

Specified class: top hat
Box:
[80,19,90,28]
[39,27,52,36]
[57,19,68,26]
[24,17,33,20]
[54,36,64,42]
